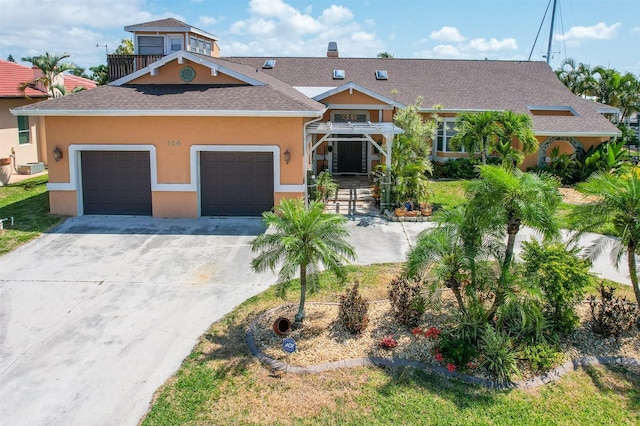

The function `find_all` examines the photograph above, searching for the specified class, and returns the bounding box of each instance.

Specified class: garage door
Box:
[81,151,152,215]
[200,151,274,216]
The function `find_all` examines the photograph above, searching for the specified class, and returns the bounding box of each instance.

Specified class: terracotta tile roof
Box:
[225,57,619,136]
[0,60,47,98]
[62,73,97,92]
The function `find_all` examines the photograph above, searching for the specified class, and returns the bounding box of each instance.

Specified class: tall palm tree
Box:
[250,198,356,323]
[570,171,640,307]
[467,165,561,318]
[19,52,78,98]
[450,111,500,165]
[555,58,594,96]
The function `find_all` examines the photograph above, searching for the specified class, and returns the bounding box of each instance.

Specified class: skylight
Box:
[262,59,276,69]
[333,69,345,80]
[375,70,388,80]
[528,105,578,117]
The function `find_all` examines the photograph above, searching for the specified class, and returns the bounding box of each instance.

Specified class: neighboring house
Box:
[1,59,96,171]
[12,18,620,218]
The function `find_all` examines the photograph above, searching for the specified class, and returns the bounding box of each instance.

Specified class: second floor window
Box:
[138,36,164,55]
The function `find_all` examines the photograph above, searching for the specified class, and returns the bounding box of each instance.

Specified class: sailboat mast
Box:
[546,0,558,64]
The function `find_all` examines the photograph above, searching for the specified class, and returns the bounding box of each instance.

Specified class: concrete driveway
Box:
[0,215,631,426]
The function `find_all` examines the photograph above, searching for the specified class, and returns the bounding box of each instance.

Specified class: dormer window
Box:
[263,59,276,69]
[375,70,388,80]
[333,69,345,80]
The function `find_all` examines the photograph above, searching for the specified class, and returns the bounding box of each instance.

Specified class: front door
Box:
[337,140,364,173]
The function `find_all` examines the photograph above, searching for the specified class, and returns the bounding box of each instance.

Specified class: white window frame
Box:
[17,115,30,145]
[136,35,164,55]
[167,34,184,53]
[436,119,463,153]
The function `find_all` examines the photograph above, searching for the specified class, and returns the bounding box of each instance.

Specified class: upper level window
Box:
[189,36,212,56]
[137,36,164,55]
[17,116,30,145]
[169,36,183,53]
[436,120,463,152]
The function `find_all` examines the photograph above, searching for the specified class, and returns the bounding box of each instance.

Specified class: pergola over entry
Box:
[305,121,404,210]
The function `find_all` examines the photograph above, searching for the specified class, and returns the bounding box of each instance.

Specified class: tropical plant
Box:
[406,206,499,313]
[467,166,561,319]
[90,64,109,85]
[314,170,338,202]
[377,52,394,59]
[250,198,355,323]
[480,327,519,384]
[387,275,426,327]
[19,52,79,98]
[493,111,538,168]
[115,38,134,55]
[450,111,500,165]
[570,170,640,307]
[521,240,592,333]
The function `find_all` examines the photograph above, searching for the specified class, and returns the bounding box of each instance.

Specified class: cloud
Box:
[224,0,384,57]
[630,26,640,35]
[465,38,517,52]
[556,22,621,46]
[429,26,466,43]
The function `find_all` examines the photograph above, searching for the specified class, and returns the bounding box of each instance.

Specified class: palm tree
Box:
[377,51,394,59]
[555,58,594,96]
[570,171,640,307]
[493,111,538,168]
[450,111,500,165]
[406,206,499,313]
[19,52,78,98]
[467,165,561,318]
[250,198,356,323]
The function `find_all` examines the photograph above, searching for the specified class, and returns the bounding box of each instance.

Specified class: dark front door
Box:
[81,151,152,215]
[200,151,274,216]
[337,141,364,173]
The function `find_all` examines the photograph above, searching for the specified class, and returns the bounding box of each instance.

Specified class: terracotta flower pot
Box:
[272,317,292,335]
[0,158,11,166]
[394,208,406,217]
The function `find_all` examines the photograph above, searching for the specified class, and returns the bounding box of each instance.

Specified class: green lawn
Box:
[140,264,639,426]
[0,174,65,255]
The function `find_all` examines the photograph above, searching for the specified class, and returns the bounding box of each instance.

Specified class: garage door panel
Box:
[200,151,274,216]
[81,151,152,215]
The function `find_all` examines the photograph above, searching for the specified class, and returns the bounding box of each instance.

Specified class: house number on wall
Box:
[167,140,182,146]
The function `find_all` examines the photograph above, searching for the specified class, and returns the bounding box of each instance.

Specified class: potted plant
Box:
[314,170,338,202]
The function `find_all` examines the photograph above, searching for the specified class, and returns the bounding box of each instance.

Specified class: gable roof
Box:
[0,60,47,98]
[226,57,620,136]
[11,53,325,117]
[125,18,218,41]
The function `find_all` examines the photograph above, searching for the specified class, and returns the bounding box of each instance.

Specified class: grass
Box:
[0,174,65,255]
[140,264,639,426]
[429,179,471,213]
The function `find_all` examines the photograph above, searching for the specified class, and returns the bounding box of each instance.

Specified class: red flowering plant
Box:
[424,326,441,339]
[379,335,398,349]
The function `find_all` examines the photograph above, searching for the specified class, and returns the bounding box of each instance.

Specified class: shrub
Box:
[496,296,551,345]
[338,282,370,334]
[481,327,519,384]
[451,301,488,346]
[519,344,564,373]
[314,170,338,202]
[387,275,426,327]
[521,240,591,333]
[589,282,639,337]
[436,332,478,367]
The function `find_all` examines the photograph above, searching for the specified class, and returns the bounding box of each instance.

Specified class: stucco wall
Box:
[131,60,245,85]
[1,98,42,163]
[44,115,306,217]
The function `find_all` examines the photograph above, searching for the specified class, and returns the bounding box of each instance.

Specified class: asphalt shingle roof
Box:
[225,57,619,135]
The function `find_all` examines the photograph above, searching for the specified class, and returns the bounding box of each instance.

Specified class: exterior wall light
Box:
[52,147,63,162]
[284,149,291,164]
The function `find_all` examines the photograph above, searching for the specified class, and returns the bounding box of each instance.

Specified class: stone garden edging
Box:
[245,304,640,390]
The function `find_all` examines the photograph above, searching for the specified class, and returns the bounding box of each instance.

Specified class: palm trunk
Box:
[487,218,520,321]
[628,244,640,307]
[295,264,307,323]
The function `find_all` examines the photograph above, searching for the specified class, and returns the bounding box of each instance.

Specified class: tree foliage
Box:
[115,39,134,55]
[250,198,355,323]
[19,52,78,98]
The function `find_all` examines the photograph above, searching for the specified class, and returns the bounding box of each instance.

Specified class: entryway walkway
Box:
[323,175,380,216]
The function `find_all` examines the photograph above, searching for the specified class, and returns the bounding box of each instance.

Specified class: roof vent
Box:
[375,70,388,80]
[327,41,338,58]
[333,69,345,80]
[262,59,276,69]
